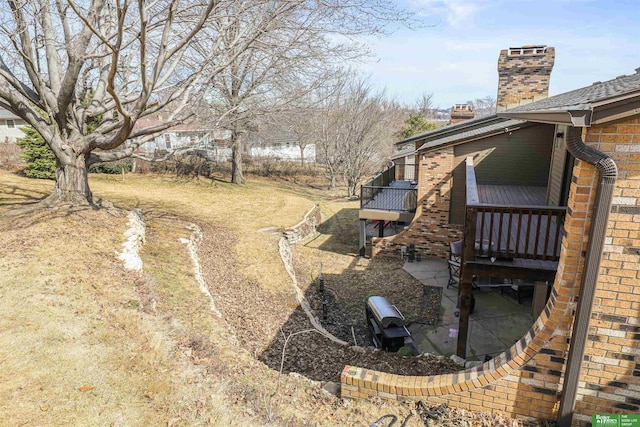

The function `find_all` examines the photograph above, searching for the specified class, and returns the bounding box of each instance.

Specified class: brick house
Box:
[349,47,640,425]
[360,46,557,258]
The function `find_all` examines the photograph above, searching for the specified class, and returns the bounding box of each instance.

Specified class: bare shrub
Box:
[134,155,322,181]
[175,155,212,180]
[0,142,24,172]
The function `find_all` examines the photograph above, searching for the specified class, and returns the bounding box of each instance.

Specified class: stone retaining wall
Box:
[284,204,321,243]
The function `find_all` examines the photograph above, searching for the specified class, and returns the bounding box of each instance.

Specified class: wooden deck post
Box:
[457,205,478,358]
[359,219,366,257]
[456,268,475,358]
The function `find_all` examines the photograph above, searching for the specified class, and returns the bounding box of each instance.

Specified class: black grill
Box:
[365,296,416,353]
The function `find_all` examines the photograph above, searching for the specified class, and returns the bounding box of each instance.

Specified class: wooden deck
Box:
[473,185,564,261]
[477,185,546,206]
[362,180,417,211]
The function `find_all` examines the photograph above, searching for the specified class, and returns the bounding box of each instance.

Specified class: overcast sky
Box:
[358,0,640,109]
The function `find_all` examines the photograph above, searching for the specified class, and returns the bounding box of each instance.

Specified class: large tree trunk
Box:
[348,178,357,198]
[47,152,93,205]
[328,171,336,190]
[231,133,245,185]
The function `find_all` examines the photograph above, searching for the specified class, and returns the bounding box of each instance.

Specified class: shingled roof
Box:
[392,115,532,157]
[499,68,640,126]
[395,114,501,148]
[0,108,20,120]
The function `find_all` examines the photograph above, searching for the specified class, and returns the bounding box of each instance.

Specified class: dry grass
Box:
[0,170,534,426]
[89,173,314,293]
[0,171,431,426]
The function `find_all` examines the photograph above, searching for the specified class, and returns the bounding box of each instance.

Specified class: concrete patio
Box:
[403,258,536,362]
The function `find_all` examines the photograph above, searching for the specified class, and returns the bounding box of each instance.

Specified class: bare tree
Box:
[206,1,413,184]
[206,2,333,184]
[467,95,496,118]
[259,107,316,165]
[416,92,436,120]
[315,73,401,196]
[0,0,413,203]
[339,82,401,197]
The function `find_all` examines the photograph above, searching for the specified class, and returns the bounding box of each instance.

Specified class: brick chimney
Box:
[450,103,475,124]
[496,45,555,111]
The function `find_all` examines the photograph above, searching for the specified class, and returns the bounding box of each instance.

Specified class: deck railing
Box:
[463,157,566,261]
[360,164,417,210]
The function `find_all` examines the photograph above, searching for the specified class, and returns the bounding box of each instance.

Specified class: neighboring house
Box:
[250,142,316,162]
[349,45,640,426]
[254,125,316,163]
[0,108,27,143]
[134,115,231,160]
[134,116,316,163]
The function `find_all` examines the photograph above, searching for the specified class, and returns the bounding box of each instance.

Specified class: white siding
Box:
[250,144,316,161]
[0,119,26,143]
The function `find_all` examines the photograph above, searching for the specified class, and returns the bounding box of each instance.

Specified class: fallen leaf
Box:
[78,385,94,392]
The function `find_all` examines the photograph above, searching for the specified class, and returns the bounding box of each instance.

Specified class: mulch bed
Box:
[197,223,459,383]
[307,282,442,346]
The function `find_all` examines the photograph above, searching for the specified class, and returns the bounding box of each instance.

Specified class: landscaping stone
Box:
[321,381,340,397]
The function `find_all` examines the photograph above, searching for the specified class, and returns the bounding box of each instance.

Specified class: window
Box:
[6,120,15,128]
[164,133,171,149]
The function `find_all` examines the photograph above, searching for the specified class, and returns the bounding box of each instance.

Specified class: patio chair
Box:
[447,259,461,289]
[510,282,535,304]
[449,239,463,263]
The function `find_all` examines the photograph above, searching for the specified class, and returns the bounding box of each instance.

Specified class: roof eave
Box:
[416,120,533,154]
[390,149,415,160]
[395,115,500,146]
[591,95,640,125]
[497,109,592,127]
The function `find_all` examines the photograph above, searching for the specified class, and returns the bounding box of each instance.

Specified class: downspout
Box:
[557,135,618,426]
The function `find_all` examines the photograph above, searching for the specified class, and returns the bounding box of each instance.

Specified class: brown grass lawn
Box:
[0,170,527,426]
[0,170,429,426]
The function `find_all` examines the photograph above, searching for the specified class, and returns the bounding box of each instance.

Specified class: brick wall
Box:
[346,116,640,425]
[496,47,555,111]
[372,148,462,259]
[572,118,640,424]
